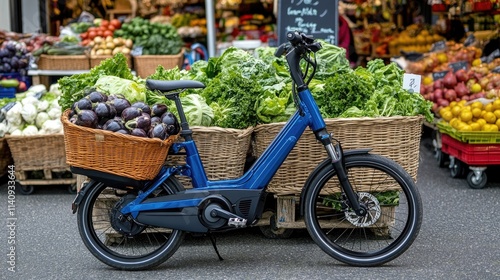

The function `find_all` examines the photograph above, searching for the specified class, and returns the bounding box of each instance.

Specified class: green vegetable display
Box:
[115,17,182,55]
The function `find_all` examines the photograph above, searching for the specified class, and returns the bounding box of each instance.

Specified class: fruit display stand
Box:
[4,134,76,194]
[437,121,500,189]
[252,116,423,237]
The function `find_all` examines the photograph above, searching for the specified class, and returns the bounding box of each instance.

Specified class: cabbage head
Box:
[94,75,146,104]
[180,94,213,126]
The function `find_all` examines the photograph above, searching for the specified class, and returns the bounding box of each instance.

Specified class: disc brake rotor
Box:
[344,192,382,227]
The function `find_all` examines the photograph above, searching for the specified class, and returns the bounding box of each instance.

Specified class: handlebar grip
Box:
[287,31,303,46]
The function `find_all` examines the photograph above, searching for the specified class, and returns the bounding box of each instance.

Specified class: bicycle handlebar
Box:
[274,31,322,90]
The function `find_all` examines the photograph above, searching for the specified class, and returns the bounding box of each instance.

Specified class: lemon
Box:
[423,76,433,86]
[493,99,500,110]
[460,124,472,131]
[460,110,473,122]
[451,106,462,116]
[471,101,483,110]
[472,58,481,67]
[470,122,481,131]
[442,111,454,122]
[471,83,482,93]
[472,108,482,118]
[496,118,500,127]
[485,103,493,112]
[476,118,487,128]
[494,109,500,119]
[449,101,458,108]
[484,112,497,124]
[482,124,491,131]
[489,125,499,132]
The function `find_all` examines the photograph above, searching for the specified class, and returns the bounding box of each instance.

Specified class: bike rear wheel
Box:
[77,178,185,270]
[303,154,422,266]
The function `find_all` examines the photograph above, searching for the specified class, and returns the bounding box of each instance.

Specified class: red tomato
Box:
[101,20,109,28]
[104,30,113,38]
[110,19,121,29]
[107,25,115,32]
[97,30,104,37]
[88,31,97,40]
[80,32,88,40]
[88,27,97,33]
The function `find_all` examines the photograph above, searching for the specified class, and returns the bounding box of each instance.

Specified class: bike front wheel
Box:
[77,178,185,270]
[303,154,422,266]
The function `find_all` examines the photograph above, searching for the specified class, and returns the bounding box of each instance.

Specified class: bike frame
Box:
[120,87,327,217]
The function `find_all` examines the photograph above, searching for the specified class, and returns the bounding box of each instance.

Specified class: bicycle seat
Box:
[146,79,205,92]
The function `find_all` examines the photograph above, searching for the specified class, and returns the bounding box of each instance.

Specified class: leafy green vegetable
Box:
[58,53,134,110]
[178,94,213,126]
[94,75,146,104]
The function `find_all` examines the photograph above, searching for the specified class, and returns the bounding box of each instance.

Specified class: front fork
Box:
[316,129,367,217]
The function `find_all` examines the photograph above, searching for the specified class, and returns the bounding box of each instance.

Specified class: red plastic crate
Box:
[473,1,492,11]
[441,134,500,165]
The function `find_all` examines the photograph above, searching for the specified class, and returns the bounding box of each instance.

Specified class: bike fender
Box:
[298,148,371,216]
[71,180,100,214]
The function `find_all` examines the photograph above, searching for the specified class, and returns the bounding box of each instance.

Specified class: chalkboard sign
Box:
[449,61,468,73]
[432,70,449,81]
[277,0,338,45]
[463,34,476,47]
[430,40,447,52]
[492,66,500,74]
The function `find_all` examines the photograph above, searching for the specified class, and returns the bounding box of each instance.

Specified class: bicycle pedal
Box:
[228,217,247,227]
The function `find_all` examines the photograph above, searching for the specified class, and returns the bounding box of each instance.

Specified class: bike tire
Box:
[303,154,422,266]
[77,177,185,270]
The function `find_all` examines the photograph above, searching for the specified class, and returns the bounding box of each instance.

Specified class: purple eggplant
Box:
[69,115,78,124]
[150,123,169,140]
[166,124,179,135]
[116,129,129,134]
[151,104,168,117]
[107,94,126,101]
[131,102,151,115]
[150,116,161,127]
[161,112,180,134]
[73,98,93,111]
[75,109,98,128]
[93,102,117,119]
[131,128,147,137]
[103,119,124,132]
[87,91,108,103]
[121,106,142,122]
[108,97,131,115]
[125,114,151,131]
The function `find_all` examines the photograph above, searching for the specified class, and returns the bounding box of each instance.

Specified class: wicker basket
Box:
[37,54,90,70]
[90,54,133,68]
[5,134,68,172]
[0,137,13,176]
[165,126,253,187]
[133,52,184,78]
[61,110,177,180]
[253,116,424,194]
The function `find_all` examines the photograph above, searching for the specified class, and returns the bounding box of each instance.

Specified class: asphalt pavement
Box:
[1,129,500,280]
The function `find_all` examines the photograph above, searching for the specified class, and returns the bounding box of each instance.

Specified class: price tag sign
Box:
[131,46,143,56]
[463,34,476,47]
[449,61,468,73]
[487,49,500,63]
[403,73,421,94]
[492,66,500,74]
[432,70,449,81]
[430,40,447,52]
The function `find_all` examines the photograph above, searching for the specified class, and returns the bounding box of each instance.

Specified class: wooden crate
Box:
[133,52,184,78]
